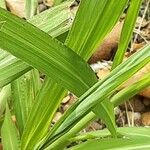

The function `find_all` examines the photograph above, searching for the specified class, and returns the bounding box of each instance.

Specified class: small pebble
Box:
[53,112,62,123]
[43,0,54,7]
[62,95,70,104]
[114,107,121,115]
[38,4,48,13]
[143,98,150,106]
[141,112,150,126]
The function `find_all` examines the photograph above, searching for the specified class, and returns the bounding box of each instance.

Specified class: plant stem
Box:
[44,112,96,150]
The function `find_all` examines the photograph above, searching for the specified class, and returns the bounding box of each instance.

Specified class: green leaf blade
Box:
[66,0,128,60]
[112,0,143,69]
[1,104,20,150]
[40,44,150,148]
[25,0,38,19]
[11,69,41,136]
[21,78,66,150]
[0,7,97,96]
[0,49,31,88]
[69,127,150,150]
[0,1,75,88]
[0,84,11,116]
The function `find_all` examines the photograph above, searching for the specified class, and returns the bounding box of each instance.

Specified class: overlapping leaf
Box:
[69,127,150,150]
[66,0,129,60]
[0,50,31,88]
[1,104,20,150]
[11,69,41,136]
[40,44,150,149]
[0,1,74,88]
[21,1,119,148]
[0,8,97,96]
[111,71,150,106]
[0,84,11,116]
[25,0,38,19]
[112,0,142,69]
[21,78,66,149]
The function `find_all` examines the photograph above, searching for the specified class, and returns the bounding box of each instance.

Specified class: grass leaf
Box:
[69,127,150,150]
[112,0,142,69]
[11,70,41,136]
[65,0,118,140]
[0,49,31,88]
[0,7,97,96]
[1,104,20,150]
[21,78,66,150]
[66,0,128,60]
[40,44,150,148]
[0,1,74,88]
[0,84,11,116]
[0,0,6,9]
[25,0,38,19]
[111,71,150,106]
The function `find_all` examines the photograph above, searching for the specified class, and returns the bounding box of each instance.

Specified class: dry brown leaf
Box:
[6,0,25,18]
[88,21,124,64]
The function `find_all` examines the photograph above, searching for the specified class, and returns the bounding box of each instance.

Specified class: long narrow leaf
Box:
[65,0,129,137]
[0,84,11,116]
[25,0,38,19]
[21,78,66,149]
[66,0,128,60]
[0,1,75,88]
[0,8,97,96]
[29,0,75,37]
[70,127,150,142]
[70,127,150,150]
[0,0,6,9]
[11,69,41,136]
[1,104,20,150]
[112,0,142,69]
[21,1,117,148]
[65,0,118,140]
[0,50,31,88]
[70,137,150,150]
[93,99,116,137]
[40,44,150,148]
[111,71,150,106]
